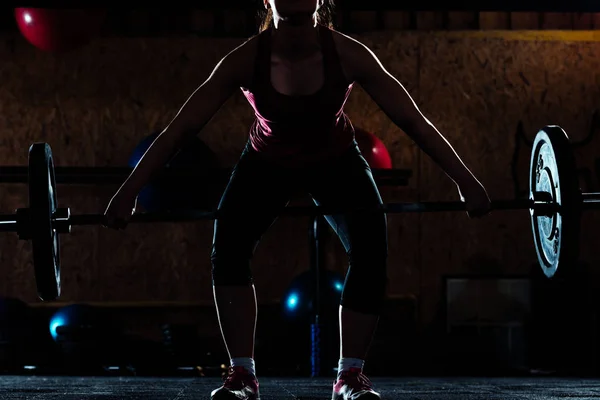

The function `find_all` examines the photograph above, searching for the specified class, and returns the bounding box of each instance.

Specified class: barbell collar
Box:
[53,208,71,234]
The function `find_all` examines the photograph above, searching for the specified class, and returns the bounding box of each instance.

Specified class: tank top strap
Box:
[252,28,272,89]
[318,24,347,87]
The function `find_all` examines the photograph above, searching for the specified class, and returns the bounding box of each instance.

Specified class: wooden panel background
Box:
[0,28,598,330]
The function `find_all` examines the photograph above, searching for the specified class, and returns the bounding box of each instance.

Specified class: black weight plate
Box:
[529,126,580,278]
[28,143,61,301]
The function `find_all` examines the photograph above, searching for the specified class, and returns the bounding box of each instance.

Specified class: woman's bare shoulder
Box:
[221,31,266,88]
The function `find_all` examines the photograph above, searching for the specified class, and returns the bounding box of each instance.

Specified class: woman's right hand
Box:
[458,178,491,219]
[103,189,138,230]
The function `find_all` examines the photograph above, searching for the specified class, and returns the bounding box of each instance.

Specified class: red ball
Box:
[14,8,106,53]
[354,127,392,169]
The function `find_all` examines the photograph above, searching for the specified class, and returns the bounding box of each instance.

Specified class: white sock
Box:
[337,358,364,379]
[230,357,256,376]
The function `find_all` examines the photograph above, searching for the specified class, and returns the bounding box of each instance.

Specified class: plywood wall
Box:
[0,30,598,329]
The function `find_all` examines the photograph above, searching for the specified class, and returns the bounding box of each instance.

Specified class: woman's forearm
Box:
[405,118,478,188]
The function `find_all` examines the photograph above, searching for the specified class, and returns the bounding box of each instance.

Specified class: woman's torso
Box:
[240,24,356,167]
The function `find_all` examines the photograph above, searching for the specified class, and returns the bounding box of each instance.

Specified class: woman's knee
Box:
[210,245,254,286]
[211,224,256,286]
[341,244,388,314]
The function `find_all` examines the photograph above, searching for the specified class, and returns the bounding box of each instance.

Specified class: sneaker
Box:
[211,366,260,400]
[332,367,381,400]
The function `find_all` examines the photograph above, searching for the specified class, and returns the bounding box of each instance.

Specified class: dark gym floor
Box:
[2,376,600,400]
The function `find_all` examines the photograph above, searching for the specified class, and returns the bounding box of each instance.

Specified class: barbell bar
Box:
[36,198,566,226]
[0,197,562,230]
[0,194,596,230]
[54,192,600,222]
[0,125,593,302]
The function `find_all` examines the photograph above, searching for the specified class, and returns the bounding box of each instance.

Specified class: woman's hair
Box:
[258,1,336,32]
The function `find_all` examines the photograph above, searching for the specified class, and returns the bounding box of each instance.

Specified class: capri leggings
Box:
[211,141,388,315]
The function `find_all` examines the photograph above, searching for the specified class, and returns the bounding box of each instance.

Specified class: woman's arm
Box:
[339,35,479,189]
[119,42,250,197]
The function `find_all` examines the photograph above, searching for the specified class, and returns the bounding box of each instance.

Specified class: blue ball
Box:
[282,270,344,322]
[49,304,99,341]
[128,132,220,212]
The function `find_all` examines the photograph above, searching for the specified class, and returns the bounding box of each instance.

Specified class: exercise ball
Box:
[128,132,221,212]
[49,303,103,342]
[282,269,344,323]
[14,8,106,53]
[49,303,119,371]
[354,127,392,169]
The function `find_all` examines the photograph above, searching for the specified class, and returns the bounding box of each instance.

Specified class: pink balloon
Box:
[354,127,393,169]
[15,8,106,53]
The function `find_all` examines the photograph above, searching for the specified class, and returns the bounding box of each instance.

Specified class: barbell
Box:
[1,125,598,302]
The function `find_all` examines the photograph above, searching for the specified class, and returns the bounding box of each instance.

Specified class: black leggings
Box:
[211,141,388,315]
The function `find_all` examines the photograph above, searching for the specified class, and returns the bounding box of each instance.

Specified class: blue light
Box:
[286,293,299,310]
[49,316,65,340]
[334,281,343,291]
